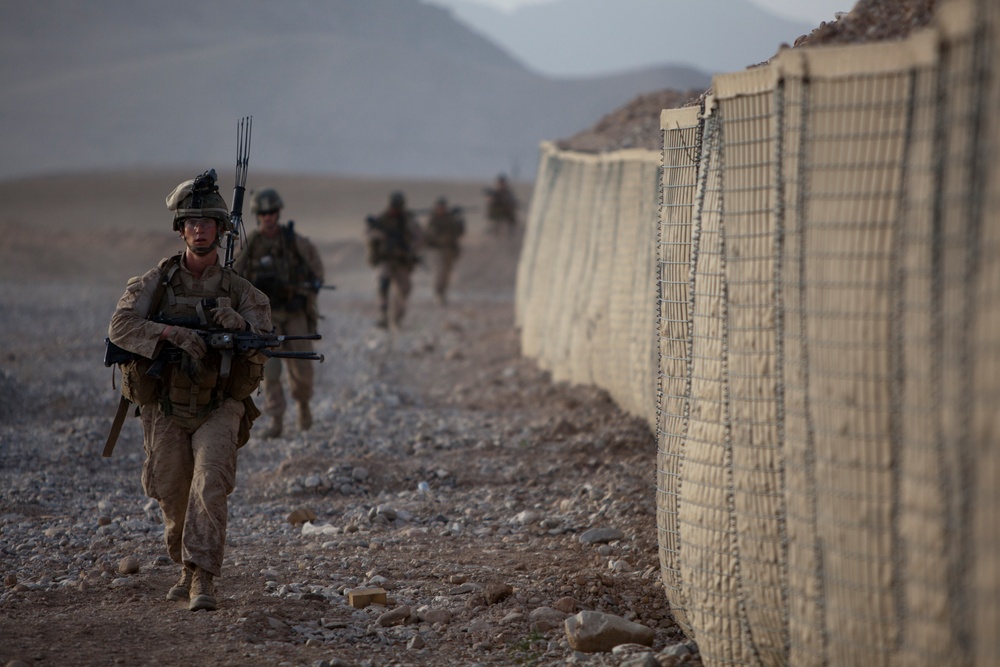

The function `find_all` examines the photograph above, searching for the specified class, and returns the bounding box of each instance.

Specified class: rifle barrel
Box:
[264,351,325,362]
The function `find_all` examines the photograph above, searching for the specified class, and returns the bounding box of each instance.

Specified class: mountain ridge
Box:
[428,0,815,76]
[1,0,717,181]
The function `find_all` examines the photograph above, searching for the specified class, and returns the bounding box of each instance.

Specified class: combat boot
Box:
[262,415,283,439]
[297,402,312,431]
[165,566,193,601]
[188,567,216,611]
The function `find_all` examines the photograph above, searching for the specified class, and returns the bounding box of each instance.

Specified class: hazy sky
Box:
[458,0,851,25]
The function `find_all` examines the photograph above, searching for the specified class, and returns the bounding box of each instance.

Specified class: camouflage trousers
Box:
[263,309,314,418]
[140,398,243,577]
[377,263,413,325]
[432,247,459,301]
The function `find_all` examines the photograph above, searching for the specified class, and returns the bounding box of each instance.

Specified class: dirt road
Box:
[0,172,691,667]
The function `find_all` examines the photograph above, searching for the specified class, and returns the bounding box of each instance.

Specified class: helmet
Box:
[251,188,284,215]
[389,191,406,209]
[165,169,231,232]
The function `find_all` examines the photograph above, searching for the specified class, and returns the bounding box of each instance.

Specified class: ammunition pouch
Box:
[120,357,160,406]
[225,353,265,401]
[237,396,261,448]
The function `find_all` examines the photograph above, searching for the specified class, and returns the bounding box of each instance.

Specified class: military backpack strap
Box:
[159,254,183,311]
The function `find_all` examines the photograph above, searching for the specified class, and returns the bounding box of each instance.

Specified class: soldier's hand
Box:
[166,326,207,360]
[211,305,246,330]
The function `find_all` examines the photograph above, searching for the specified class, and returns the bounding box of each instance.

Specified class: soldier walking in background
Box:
[423,196,465,305]
[234,188,324,438]
[366,190,422,328]
[484,173,518,236]
[107,171,272,611]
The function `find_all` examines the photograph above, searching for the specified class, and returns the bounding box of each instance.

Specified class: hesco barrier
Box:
[515,143,661,425]
[515,0,1000,665]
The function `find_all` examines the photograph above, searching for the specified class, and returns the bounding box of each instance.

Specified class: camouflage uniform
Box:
[234,189,324,436]
[485,175,518,236]
[424,198,465,305]
[107,171,272,610]
[366,191,422,327]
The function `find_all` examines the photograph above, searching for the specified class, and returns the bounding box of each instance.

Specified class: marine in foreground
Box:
[106,171,272,611]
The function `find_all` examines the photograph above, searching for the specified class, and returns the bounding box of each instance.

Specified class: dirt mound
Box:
[793,0,938,48]
[555,88,704,152]
[557,0,941,153]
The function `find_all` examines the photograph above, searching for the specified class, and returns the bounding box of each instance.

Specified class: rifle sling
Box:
[103,395,132,458]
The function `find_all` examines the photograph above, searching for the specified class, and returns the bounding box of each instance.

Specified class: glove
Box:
[212,305,246,330]
[166,326,207,360]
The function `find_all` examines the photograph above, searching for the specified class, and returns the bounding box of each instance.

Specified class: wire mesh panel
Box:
[779,37,934,665]
[516,143,663,425]
[524,2,1000,663]
[518,144,566,361]
[971,5,1000,664]
[775,68,823,667]
[934,2,1000,664]
[618,157,663,423]
[678,111,756,666]
[893,43,946,667]
[657,105,704,637]
[515,145,561,330]
[568,158,622,388]
[714,72,787,666]
[893,7,966,664]
[547,158,600,382]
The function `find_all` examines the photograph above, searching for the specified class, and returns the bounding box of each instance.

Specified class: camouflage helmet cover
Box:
[251,188,284,215]
[389,190,406,208]
[165,169,232,232]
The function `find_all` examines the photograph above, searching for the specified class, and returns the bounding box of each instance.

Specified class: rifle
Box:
[105,315,324,380]
[224,116,252,268]
[101,308,323,458]
[303,279,336,292]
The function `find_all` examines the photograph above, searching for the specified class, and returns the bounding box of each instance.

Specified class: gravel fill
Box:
[557,0,941,153]
[0,210,695,666]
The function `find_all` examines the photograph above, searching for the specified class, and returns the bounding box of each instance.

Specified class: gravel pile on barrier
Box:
[558,0,940,153]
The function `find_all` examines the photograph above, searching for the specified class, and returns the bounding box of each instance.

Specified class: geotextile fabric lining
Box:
[515,0,999,664]
[516,144,661,425]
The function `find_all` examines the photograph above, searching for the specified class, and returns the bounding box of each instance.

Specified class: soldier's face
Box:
[181,217,219,254]
[258,210,280,238]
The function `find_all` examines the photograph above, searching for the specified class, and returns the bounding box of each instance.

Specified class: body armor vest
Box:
[242,227,310,311]
[153,257,262,416]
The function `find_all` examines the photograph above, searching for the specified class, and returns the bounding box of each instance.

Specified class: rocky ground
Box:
[0,174,694,667]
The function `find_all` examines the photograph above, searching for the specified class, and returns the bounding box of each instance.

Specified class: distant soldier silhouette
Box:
[365,191,422,328]
[484,174,518,236]
[423,196,466,305]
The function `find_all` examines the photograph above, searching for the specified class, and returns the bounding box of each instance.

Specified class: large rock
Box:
[529,606,568,633]
[564,611,654,653]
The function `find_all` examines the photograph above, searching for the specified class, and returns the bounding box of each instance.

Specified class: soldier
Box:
[365,190,422,328]
[423,196,465,305]
[107,171,272,611]
[485,173,518,236]
[234,188,325,438]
